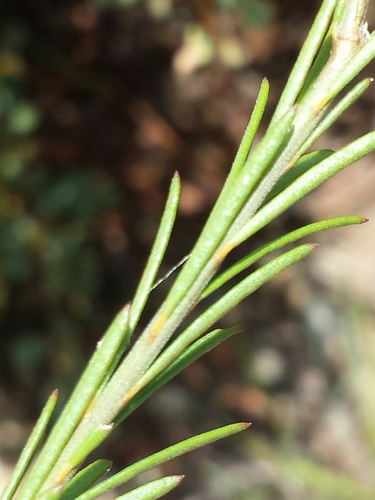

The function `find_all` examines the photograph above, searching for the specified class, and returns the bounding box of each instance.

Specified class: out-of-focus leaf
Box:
[344,308,375,460]
[93,0,140,7]
[36,172,120,220]
[0,218,32,283]
[0,152,28,181]
[173,24,214,76]
[0,52,25,78]
[0,83,16,117]
[7,101,40,135]
[217,0,276,27]
[44,230,99,299]
[10,333,47,371]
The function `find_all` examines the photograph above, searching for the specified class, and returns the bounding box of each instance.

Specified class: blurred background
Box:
[1,0,375,498]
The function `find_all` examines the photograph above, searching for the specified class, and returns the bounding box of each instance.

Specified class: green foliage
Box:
[0,12,123,325]
[2,0,375,499]
[216,0,276,27]
[0,164,121,313]
[249,434,375,499]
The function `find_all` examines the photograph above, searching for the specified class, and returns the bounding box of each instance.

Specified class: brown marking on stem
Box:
[285,151,302,172]
[83,396,97,416]
[54,463,73,485]
[149,312,167,340]
[215,243,234,265]
[315,94,331,114]
[121,383,141,407]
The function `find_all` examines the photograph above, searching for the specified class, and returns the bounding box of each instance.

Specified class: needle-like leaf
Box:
[130,244,316,395]
[227,131,375,249]
[115,326,241,424]
[16,305,130,500]
[0,390,58,500]
[129,173,181,332]
[75,423,250,500]
[115,475,184,500]
[202,215,367,299]
[60,460,112,500]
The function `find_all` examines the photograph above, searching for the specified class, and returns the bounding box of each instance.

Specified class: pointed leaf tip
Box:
[241,422,252,429]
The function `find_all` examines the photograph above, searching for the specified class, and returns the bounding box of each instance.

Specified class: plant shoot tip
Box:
[241,422,252,429]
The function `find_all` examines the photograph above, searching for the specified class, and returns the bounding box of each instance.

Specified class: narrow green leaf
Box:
[300,78,373,153]
[271,0,337,123]
[55,425,113,487]
[76,423,250,500]
[175,79,268,282]
[96,174,181,394]
[132,244,316,394]
[180,79,268,289]
[265,149,333,203]
[16,305,130,500]
[116,475,184,500]
[228,131,375,249]
[60,460,112,500]
[220,106,295,244]
[225,78,269,181]
[202,215,366,299]
[129,173,181,332]
[83,242,310,447]
[131,106,296,371]
[0,390,58,500]
[115,326,241,424]
[297,31,333,103]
